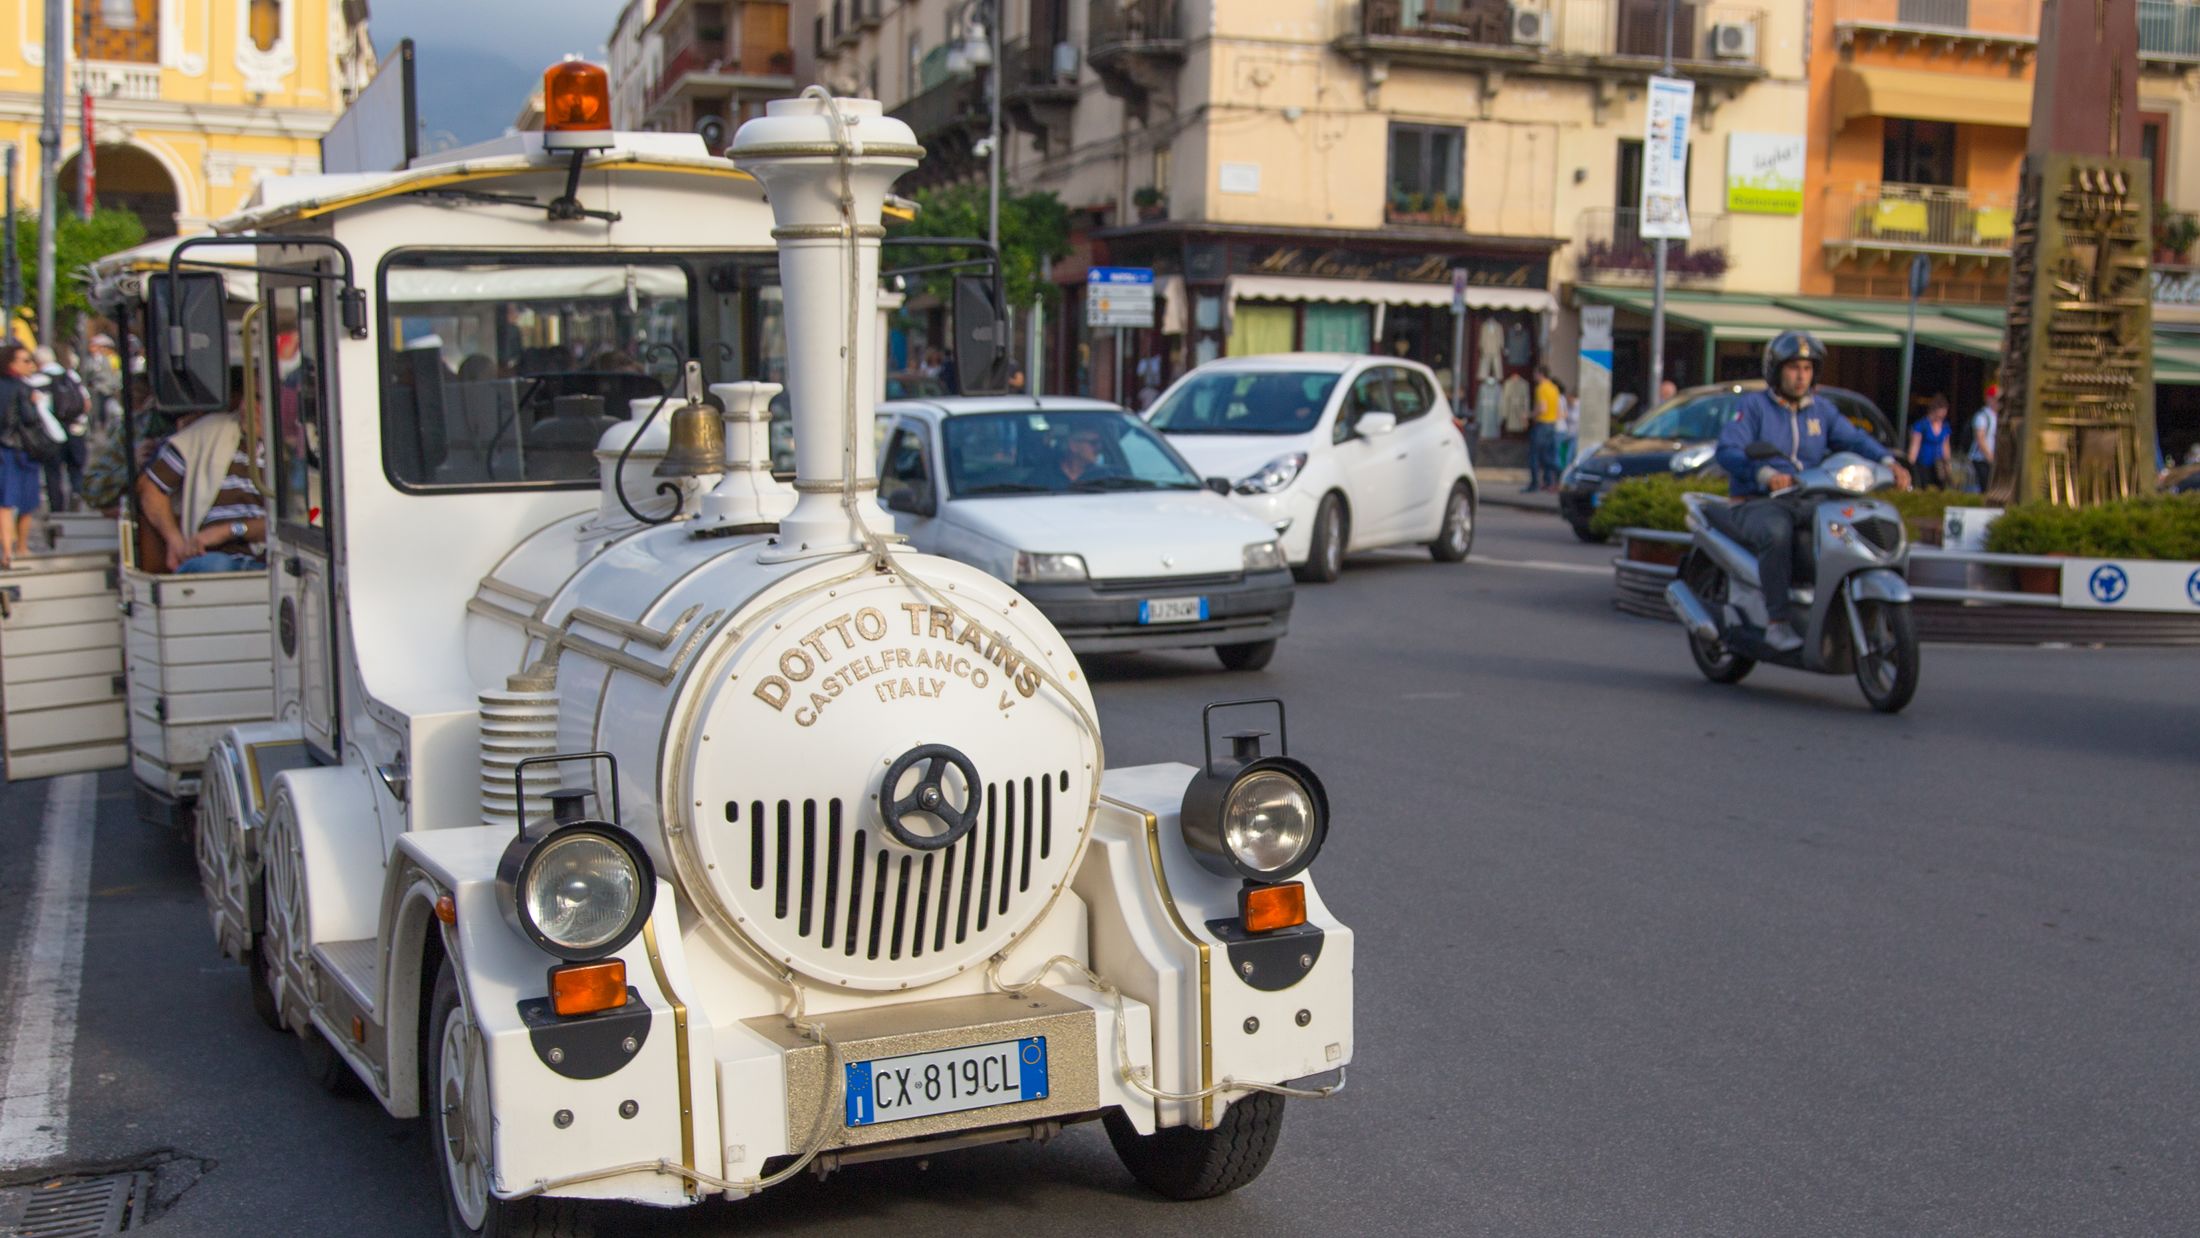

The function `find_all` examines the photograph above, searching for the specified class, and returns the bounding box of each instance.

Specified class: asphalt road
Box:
[3,506,2196,1236]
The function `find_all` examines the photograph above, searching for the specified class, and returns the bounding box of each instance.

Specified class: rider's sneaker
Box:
[1763,620,1804,653]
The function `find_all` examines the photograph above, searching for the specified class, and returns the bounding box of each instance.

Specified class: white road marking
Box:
[0,773,98,1169]
[1472,557,1612,576]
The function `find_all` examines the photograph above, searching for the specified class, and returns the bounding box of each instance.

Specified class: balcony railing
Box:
[2141,0,2200,59]
[1386,191,1465,228]
[74,62,162,102]
[1824,183,2017,257]
[1831,0,2038,38]
[1090,0,1181,57]
[1575,207,1730,282]
[1348,1,1766,69]
[648,34,795,111]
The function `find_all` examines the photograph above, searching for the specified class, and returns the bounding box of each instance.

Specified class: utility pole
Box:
[3,145,20,327]
[1646,0,1676,405]
[986,0,1001,255]
[36,0,67,343]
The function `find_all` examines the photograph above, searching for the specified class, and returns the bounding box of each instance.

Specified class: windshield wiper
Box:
[1156,425,1286,435]
[1068,476,1162,491]
[959,482,1054,494]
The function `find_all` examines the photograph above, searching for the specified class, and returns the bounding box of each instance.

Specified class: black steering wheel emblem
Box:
[880,744,982,851]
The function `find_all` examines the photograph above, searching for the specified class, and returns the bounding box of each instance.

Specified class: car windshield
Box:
[1146,370,1342,435]
[1627,391,1743,441]
[943,411,1204,496]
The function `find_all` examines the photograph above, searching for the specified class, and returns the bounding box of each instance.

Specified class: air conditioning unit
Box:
[1510,6,1553,48]
[1052,40,1080,80]
[1710,21,1757,60]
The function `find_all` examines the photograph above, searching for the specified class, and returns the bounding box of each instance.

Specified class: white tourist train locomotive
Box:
[137,70,1354,1235]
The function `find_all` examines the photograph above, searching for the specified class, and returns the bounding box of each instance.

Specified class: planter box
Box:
[1625,538,1686,567]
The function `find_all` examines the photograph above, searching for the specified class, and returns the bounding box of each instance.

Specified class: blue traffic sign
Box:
[2186,568,2200,607]
[1087,266,1154,285]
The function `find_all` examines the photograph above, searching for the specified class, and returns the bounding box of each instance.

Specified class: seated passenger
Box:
[137,403,267,574]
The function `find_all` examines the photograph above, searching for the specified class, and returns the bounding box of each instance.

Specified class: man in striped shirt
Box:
[137,408,267,574]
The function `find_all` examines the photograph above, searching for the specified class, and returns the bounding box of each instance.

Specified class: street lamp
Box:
[943,0,1001,253]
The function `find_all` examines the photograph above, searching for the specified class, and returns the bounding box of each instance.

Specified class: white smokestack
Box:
[730,95,921,557]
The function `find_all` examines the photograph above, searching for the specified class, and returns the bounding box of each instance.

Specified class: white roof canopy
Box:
[1227,273,1553,314]
[385,263,690,305]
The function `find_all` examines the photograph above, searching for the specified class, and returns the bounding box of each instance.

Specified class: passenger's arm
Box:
[135,475,189,571]
[1713,404,1759,486]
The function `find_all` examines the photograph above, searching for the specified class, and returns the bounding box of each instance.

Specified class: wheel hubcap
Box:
[440,1005,491,1229]
[1448,494,1470,550]
[1325,510,1342,570]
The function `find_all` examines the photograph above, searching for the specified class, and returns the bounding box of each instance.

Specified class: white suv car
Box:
[1147,354,1477,581]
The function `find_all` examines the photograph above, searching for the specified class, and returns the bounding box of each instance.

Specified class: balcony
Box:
[1831,0,2037,61]
[1386,191,1465,229]
[1336,1,1769,87]
[1823,182,2016,263]
[2142,0,2200,61]
[74,62,162,102]
[1088,0,1183,122]
[1002,38,1081,153]
[889,71,987,190]
[647,37,795,118]
[1575,207,1730,284]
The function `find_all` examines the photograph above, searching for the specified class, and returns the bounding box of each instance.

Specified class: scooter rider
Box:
[1714,331,1909,653]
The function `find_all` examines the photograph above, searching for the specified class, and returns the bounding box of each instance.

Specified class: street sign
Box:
[1086,266,1155,329]
[1640,76,1695,241]
[1451,268,1468,314]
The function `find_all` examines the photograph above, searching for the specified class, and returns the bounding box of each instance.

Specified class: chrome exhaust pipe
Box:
[1664,580,1721,642]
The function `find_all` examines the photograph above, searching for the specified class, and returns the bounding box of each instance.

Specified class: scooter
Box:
[1664,447,1921,713]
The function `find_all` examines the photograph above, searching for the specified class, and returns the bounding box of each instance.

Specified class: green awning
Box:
[1574,287,1900,348]
[1774,297,2006,362]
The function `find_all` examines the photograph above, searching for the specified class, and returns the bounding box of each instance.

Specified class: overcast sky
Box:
[368,0,620,146]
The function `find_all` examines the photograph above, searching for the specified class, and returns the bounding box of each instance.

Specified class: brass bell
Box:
[654,398,725,477]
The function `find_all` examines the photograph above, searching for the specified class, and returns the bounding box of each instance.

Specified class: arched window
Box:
[250,0,283,53]
[78,0,157,63]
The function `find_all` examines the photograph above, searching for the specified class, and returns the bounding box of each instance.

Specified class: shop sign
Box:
[2059,558,2200,612]
[1086,267,1156,328]
[1726,132,1804,215]
[1241,244,1547,289]
[1640,76,1695,240]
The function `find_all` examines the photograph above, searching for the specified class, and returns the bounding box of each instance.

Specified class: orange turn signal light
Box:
[1240,881,1307,934]
[542,60,612,133]
[549,959,628,1017]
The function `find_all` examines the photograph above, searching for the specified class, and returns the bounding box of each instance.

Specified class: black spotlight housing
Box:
[1179,703,1330,883]
[494,757,657,963]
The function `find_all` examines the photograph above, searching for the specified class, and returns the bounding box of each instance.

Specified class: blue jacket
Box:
[1716,388,1890,497]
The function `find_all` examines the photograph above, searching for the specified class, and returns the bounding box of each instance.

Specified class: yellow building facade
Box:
[0,0,374,236]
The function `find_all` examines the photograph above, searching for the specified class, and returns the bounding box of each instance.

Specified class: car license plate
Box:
[1139,596,1208,624]
[844,1036,1048,1127]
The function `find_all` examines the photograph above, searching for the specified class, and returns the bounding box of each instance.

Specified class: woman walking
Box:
[1908,394,1954,490]
[0,344,51,567]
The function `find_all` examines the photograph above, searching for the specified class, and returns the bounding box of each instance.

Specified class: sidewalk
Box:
[1477,466,1560,512]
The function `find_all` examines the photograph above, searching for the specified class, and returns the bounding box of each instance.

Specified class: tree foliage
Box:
[8,209,148,339]
[887,184,1069,310]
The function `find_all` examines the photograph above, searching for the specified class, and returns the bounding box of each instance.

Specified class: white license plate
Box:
[844,1036,1049,1127]
[1139,596,1209,624]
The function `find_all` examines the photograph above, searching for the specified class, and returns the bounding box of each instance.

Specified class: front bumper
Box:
[1557,479,1605,524]
[1017,568,1295,653]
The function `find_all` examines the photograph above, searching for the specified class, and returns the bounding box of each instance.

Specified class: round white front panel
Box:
[670,560,1098,990]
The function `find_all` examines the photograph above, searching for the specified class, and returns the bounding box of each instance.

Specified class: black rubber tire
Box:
[429,963,595,1238]
[1852,599,1920,714]
[1569,520,1606,544]
[1293,494,1347,583]
[1428,482,1474,562]
[298,1021,358,1094]
[246,940,284,1033]
[1681,554,1754,685]
[1104,1091,1287,1200]
[1215,639,1278,672]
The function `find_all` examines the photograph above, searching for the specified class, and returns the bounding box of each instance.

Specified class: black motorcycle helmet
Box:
[1762,329,1825,390]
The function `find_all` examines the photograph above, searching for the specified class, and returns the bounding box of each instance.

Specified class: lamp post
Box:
[36,0,66,344]
[1646,0,1676,405]
[945,0,1001,251]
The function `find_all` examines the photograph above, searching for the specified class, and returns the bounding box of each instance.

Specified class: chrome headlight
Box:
[1013,551,1088,583]
[497,794,656,961]
[1669,443,1716,473]
[1235,452,1308,495]
[1832,462,1879,493]
[1243,540,1286,571]
[1181,745,1330,883]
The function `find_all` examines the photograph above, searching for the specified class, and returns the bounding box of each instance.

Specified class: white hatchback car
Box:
[875,396,1295,670]
[1146,354,1478,581]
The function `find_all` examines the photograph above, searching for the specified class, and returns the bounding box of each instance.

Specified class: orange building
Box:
[1794,0,2200,446]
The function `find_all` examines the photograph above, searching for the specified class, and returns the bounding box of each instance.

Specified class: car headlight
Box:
[1235,452,1307,495]
[497,793,656,961]
[1832,462,1878,493]
[1669,443,1716,473]
[1013,551,1088,583]
[1180,743,1329,884]
[1243,540,1286,571]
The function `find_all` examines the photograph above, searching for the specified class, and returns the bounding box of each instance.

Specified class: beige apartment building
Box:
[792,0,1806,423]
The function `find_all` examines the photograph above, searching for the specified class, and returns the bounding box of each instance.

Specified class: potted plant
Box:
[1132,185,1165,222]
[2153,203,2200,264]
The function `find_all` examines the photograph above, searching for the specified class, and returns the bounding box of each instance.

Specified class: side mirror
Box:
[885,485,935,517]
[1356,411,1398,437]
[953,275,1007,395]
[1204,476,1233,496]
[1744,440,1783,461]
[1611,392,1639,422]
[145,272,230,412]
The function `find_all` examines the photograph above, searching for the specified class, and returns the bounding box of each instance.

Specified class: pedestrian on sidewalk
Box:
[0,343,53,567]
[28,346,90,512]
[1557,382,1580,473]
[1526,365,1561,492]
[1909,394,1954,489]
[1966,385,1998,493]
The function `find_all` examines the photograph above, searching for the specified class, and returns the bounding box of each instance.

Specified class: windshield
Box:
[943,411,1203,496]
[1628,391,1743,441]
[380,259,690,488]
[1147,370,1341,435]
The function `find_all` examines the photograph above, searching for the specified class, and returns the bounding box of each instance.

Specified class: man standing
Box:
[1526,365,1561,492]
[1967,384,1999,493]
[135,404,266,574]
[27,346,89,511]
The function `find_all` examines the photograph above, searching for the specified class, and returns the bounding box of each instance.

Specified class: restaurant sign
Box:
[1230,244,1548,289]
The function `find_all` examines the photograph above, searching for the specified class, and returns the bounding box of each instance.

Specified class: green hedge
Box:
[1588,474,1726,538]
[1984,494,2200,560]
